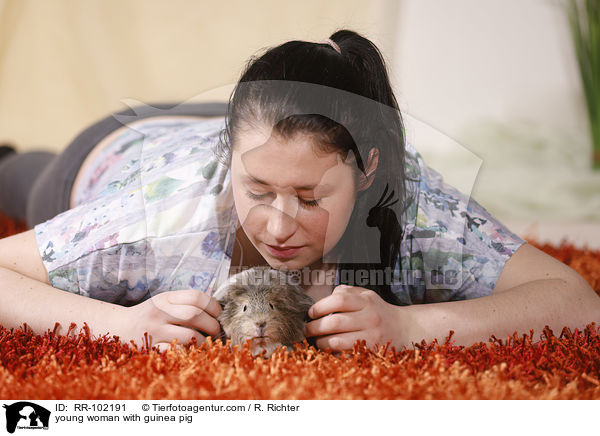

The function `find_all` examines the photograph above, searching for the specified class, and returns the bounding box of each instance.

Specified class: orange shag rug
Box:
[1,211,600,400]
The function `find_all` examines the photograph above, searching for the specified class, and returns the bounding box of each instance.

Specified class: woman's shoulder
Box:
[403,141,503,239]
[404,141,524,251]
[393,141,526,303]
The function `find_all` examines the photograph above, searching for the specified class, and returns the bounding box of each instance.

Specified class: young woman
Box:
[0,29,598,352]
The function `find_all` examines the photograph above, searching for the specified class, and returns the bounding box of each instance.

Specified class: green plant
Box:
[567,0,600,169]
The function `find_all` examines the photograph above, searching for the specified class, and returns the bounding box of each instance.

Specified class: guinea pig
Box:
[214,267,314,358]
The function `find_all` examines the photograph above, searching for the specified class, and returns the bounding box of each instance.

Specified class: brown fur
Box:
[216,267,314,357]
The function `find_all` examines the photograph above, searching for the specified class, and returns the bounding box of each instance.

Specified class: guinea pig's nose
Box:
[256,321,267,337]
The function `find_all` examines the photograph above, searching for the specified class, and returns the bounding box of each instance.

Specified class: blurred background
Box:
[0,0,598,247]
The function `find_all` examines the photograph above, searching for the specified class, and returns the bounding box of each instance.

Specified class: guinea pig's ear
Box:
[303,311,312,323]
[296,292,315,313]
[216,293,230,311]
[213,280,233,310]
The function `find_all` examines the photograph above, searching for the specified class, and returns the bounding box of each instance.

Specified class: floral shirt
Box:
[34,117,526,306]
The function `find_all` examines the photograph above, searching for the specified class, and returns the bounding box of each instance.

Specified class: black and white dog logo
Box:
[2,402,50,433]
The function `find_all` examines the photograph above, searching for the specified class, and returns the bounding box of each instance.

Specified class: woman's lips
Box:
[265,244,303,259]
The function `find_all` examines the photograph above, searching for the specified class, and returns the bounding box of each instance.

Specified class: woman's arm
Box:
[402,276,599,347]
[306,243,600,349]
[0,229,49,284]
[0,264,128,338]
[307,276,600,350]
[0,230,129,338]
[404,242,600,346]
[0,230,222,349]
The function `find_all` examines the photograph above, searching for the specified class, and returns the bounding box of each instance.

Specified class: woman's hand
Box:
[305,285,406,352]
[123,289,222,351]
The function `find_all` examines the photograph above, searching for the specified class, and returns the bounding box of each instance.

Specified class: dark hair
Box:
[216,29,412,305]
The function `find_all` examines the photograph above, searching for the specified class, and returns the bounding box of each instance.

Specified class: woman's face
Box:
[231,123,360,271]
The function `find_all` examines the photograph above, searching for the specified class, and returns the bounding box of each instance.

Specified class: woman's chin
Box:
[262,252,323,272]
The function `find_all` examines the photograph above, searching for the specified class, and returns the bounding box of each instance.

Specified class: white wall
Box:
[391,0,600,224]
[0,0,399,153]
[393,0,586,142]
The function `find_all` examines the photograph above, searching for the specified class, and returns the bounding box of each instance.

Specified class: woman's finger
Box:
[314,331,363,352]
[164,305,222,338]
[308,287,365,319]
[305,311,363,338]
[154,342,182,353]
[151,323,207,347]
[165,289,222,318]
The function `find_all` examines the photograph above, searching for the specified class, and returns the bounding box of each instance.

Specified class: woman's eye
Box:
[245,191,321,208]
[299,198,321,208]
[269,303,274,310]
[243,305,247,312]
[245,191,269,201]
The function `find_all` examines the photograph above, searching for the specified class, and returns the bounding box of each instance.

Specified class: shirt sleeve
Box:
[392,144,527,304]
[33,118,236,306]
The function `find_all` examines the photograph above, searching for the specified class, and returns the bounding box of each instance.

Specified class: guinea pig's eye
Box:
[243,305,247,312]
[269,303,274,310]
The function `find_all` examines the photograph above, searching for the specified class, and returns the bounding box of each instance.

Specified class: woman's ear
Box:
[357,148,379,192]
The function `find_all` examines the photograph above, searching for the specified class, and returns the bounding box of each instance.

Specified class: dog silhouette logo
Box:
[2,402,50,433]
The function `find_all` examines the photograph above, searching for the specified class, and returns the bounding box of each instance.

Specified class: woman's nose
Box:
[266,195,298,241]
